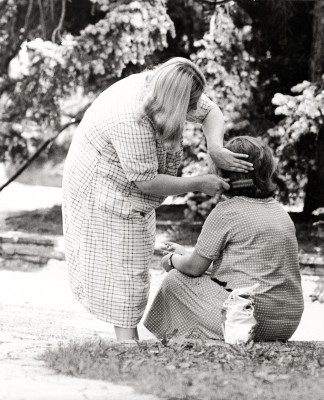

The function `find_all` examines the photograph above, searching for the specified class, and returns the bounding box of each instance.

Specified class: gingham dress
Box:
[144,196,304,341]
[62,72,216,328]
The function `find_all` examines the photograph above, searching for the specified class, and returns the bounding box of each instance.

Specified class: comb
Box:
[230,179,254,189]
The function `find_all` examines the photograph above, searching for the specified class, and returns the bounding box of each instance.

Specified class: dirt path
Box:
[1,251,324,400]
[1,182,324,399]
[0,182,165,399]
[0,261,164,400]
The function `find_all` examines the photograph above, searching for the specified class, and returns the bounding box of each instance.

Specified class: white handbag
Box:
[221,284,260,345]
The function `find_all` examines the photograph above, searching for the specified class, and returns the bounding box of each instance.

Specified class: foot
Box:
[114,326,139,341]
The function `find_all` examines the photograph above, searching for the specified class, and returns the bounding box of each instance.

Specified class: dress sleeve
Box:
[186,93,217,124]
[195,204,230,261]
[109,119,158,182]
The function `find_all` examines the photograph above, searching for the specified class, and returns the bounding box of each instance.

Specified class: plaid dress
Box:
[62,72,216,327]
[144,197,304,341]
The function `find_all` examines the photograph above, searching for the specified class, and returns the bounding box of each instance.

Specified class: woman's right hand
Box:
[210,147,254,173]
[199,174,230,197]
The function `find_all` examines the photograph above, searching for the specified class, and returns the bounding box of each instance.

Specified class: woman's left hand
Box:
[162,242,187,255]
[210,147,254,173]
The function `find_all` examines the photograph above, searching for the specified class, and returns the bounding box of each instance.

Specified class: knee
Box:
[161,269,181,294]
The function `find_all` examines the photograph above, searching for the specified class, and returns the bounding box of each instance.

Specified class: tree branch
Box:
[0,118,78,192]
[37,0,47,38]
[52,0,66,43]
[22,0,34,36]
[50,0,55,24]
[200,0,235,5]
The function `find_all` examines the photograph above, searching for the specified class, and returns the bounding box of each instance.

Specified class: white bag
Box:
[221,284,259,345]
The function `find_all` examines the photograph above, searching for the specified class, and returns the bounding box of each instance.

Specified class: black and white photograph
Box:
[1,0,324,399]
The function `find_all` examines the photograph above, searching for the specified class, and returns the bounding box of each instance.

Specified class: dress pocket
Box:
[92,170,133,219]
[96,181,134,220]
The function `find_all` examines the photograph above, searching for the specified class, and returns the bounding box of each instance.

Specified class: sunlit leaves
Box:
[268,77,324,206]
[74,0,175,83]
[0,0,174,163]
[182,3,258,219]
[0,0,17,59]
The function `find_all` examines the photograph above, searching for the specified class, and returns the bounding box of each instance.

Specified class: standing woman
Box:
[62,57,253,342]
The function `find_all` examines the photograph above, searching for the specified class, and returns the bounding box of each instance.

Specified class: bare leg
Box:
[114,326,139,341]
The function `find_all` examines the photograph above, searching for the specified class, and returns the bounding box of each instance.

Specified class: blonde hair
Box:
[142,57,206,151]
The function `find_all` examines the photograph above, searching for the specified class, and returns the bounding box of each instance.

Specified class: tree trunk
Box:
[303,1,324,214]
[310,0,324,82]
[303,125,324,215]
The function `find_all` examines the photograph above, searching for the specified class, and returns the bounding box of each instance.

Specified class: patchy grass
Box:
[159,223,202,246]
[295,220,324,254]
[4,205,63,235]
[42,339,324,400]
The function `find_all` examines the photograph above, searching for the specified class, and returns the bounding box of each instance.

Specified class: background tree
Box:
[181,1,258,218]
[0,0,175,164]
[183,0,323,218]
[0,0,322,220]
[301,0,324,216]
[265,0,324,216]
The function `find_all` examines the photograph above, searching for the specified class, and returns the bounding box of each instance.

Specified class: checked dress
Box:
[144,196,304,341]
[62,72,216,327]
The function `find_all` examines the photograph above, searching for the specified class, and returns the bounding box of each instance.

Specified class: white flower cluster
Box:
[271,78,324,142]
[74,1,175,79]
[1,0,174,163]
[89,0,111,13]
[267,77,324,207]
[183,4,258,219]
[191,4,257,134]
[0,0,17,55]
[6,37,77,135]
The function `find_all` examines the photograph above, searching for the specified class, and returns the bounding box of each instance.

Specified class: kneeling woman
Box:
[144,136,304,341]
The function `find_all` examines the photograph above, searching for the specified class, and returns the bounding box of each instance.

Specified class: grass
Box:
[295,220,324,254]
[42,339,324,400]
[4,205,63,235]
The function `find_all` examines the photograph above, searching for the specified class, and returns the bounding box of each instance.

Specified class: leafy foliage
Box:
[240,0,313,123]
[192,4,257,136]
[182,3,258,219]
[268,78,324,206]
[0,0,321,218]
[0,121,27,164]
[75,0,175,85]
[2,40,76,130]
[0,0,175,162]
[0,0,18,65]
[313,207,324,238]
[164,0,206,58]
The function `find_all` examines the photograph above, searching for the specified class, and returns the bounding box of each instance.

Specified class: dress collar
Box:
[235,196,276,204]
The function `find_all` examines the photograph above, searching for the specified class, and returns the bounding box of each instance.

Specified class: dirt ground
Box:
[0,259,165,400]
[1,258,324,400]
[1,182,324,400]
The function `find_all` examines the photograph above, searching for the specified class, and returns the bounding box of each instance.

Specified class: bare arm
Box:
[134,173,229,197]
[202,107,254,173]
[202,105,225,150]
[161,202,229,277]
[162,249,212,277]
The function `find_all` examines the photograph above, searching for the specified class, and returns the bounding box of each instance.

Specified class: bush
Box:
[268,78,324,207]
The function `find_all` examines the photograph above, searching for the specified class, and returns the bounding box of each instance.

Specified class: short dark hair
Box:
[220,136,277,198]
